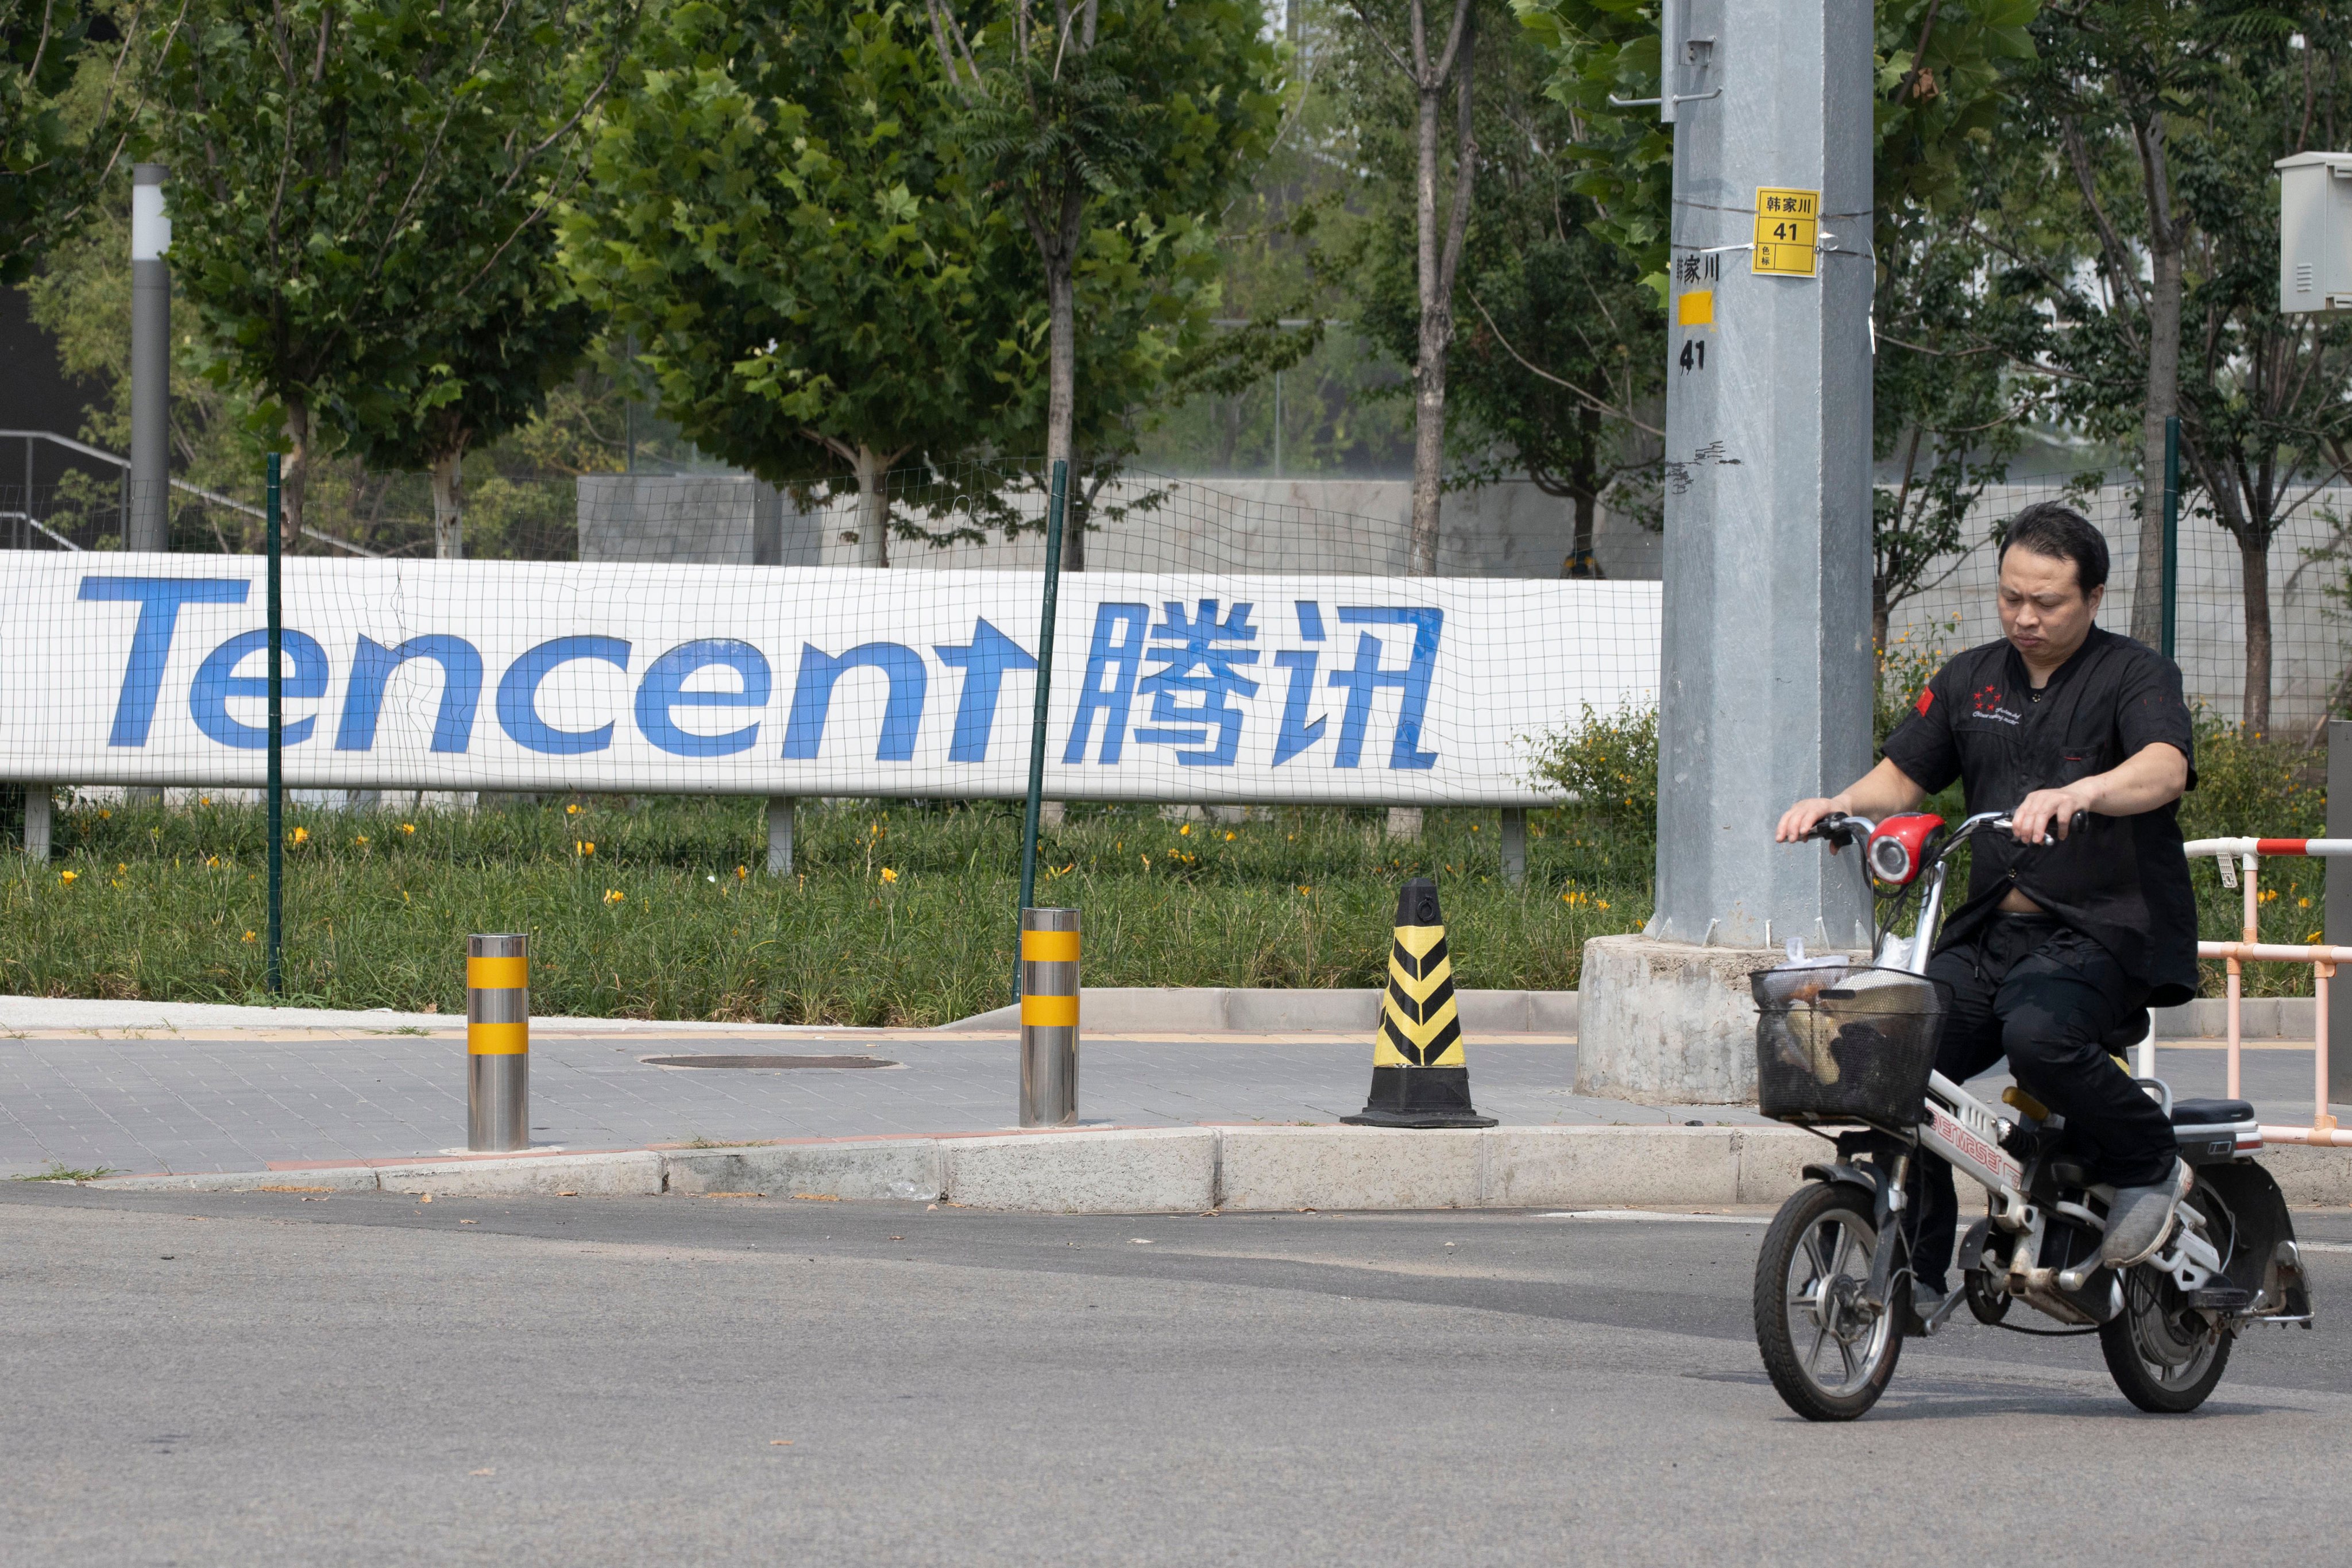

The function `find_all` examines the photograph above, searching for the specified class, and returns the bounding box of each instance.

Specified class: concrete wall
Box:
[577,475,795,565]
[579,474,1662,581]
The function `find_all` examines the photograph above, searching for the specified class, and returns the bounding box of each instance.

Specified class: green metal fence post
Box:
[1013,459,1068,1003]
[2161,414,2180,661]
[265,453,283,997]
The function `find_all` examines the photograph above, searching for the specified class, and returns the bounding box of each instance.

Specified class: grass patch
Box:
[3,794,1654,1024]
[16,1162,117,1181]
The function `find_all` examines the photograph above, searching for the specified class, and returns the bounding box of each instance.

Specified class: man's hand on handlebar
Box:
[1775,797,1851,850]
[2009,786,2096,846]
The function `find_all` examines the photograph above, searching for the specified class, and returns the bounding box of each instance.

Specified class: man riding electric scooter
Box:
[1774,503,2200,1321]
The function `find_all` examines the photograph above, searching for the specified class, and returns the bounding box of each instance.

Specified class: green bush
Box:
[1527,702,1658,837]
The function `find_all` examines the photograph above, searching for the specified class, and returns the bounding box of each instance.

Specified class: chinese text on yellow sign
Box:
[1752,187,1818,277]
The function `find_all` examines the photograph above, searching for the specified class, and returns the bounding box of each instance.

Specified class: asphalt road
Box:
[6,1186,2351,1566]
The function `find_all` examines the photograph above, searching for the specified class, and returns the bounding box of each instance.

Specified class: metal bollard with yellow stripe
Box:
[466,933,530,1151]
[1019,907,1080,1127]
[1343,878,1497,1128]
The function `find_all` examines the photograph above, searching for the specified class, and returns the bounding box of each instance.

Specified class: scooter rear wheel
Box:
[2099,1262,2232,1413]
[1754,1181,1904,1421]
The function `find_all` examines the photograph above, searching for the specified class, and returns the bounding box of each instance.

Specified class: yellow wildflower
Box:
[400,822,415,835]
[1224,831,1236,841]
[116,863,126,874]
[1179,822,1191,836]
[604,889,625,904]
[880,867,899,885]
[59,870,77,883]
[735,865,748,879]
[576,841,595,856]
[353,835,368,847]
[291,826,308,844]
[242,930,256,942]
[566,802,581,814]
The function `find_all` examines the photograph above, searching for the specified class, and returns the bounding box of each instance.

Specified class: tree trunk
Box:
[1565,486,1600,577]
[430,446,466,559]
[1045,252,1076,492]
[854,444,889,567]
[1060,461,1089,573]
[2132,238,2181,647]
[2240,530,2272,737]
[1407,76,1449,577]
[281,396,311,546]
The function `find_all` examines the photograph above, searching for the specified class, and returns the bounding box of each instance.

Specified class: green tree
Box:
[0,0,131,285]
[1354,7,1660,576]
[566,0,1027,566]
[347,242,598,559]
[2171,17,2352,733]
[1341,0,1480,574]
[142,0,622,542]
[2019,1,2237,647]
[923,0,1283,562]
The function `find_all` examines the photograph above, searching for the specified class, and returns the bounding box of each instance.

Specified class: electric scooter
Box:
[1750,808,2314,1421]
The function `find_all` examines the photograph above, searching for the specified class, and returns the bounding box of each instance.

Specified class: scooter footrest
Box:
[2185,1285,2254,1311]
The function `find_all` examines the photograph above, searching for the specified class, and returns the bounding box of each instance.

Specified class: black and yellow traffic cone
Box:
[1342,878,1497,1128]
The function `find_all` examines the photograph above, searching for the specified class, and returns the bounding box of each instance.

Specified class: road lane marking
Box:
[1538,1211,1768,1223]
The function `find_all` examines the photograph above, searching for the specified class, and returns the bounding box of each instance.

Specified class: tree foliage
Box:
[924,0,1283,565]
[0,0,133,285]
[142,0,621,540]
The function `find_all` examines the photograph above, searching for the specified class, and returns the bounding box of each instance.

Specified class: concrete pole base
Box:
[1575,933,1867,1104]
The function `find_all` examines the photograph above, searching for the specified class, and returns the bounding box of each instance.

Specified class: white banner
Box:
[0,555,1658,805]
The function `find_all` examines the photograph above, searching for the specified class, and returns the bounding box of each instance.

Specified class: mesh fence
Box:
[0,455,1657,1019]
[1882,471,2352,737]
[5,450,2349,1018]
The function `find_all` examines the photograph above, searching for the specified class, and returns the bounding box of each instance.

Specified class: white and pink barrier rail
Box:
[2181,836,2352,1148]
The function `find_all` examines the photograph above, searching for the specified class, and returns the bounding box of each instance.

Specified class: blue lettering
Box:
[335,635,483,753]
[933,619,1036,763]
[635,639,770,758]
[782,643,926,761]
[1272,651,1326,766]
[79,576,250,746]
[496,636,631,755]
[1328,608,1442,770]
[1062,603,1149,764]
[189,628,329,749]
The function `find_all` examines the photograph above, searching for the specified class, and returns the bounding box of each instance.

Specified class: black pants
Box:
[1907,914,2178,1291]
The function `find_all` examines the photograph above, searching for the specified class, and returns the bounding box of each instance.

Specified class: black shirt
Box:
[1879,625,2200,1007]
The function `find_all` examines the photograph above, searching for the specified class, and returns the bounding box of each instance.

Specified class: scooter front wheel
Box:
[1754,1181,1904,1421]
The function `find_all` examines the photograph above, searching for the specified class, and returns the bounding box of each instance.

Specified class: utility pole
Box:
[1577,0,1875,1103]
[129,164,171,553]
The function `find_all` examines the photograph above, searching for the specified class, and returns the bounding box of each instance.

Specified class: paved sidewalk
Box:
[3,1009,2345,1178]
[1,1028,1737,1177]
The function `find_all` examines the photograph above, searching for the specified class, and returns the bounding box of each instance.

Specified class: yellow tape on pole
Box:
[1022,929,1081,964]
[468,1021,528,1055]
[467,955,529,990]
[1021,994,1079,1028]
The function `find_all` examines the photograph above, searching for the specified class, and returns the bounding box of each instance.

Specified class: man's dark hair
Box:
[1999,501,2109,595]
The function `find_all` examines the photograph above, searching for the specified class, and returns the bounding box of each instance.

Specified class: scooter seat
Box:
[2171,1097,2255,1126]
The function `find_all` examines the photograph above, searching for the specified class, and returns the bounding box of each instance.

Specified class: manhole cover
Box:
[640,1055,899,1070]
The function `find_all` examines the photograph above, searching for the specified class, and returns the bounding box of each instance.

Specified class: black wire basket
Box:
[1750,964,1942,1127]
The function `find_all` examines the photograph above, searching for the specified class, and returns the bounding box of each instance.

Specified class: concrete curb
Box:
[3,987,2303,1041]
[0,995,907,1036]
[939,988,1579,1034]
[79,1121,2340,1212]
